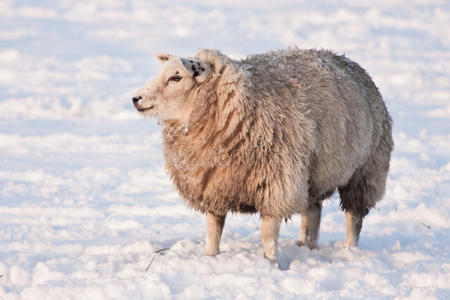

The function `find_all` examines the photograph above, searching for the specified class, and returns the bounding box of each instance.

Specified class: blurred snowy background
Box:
[0,0,449,299]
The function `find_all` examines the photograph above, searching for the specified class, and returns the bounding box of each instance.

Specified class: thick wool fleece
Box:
[162,49,393,218]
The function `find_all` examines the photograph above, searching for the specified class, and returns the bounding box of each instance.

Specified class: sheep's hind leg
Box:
[205,212,226,256]
[337,164,379,247]
[344,211,363,246]
[338,174,368,248]
[338,123,392,247]
[297,202,322,249]
[261,215,281,263]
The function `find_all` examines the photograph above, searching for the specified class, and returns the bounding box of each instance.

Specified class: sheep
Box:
[132,48,393,263]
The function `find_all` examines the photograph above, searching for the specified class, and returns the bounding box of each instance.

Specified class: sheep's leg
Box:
[338,131,392,248]
[297,202,322,249]
[205,212,226,256]
[344,211,363,246]
[261,215,281,263]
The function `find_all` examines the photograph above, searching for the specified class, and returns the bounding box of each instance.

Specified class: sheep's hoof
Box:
[205,248,219,256]
[334,241,357,248]
[296,240,317,250]
[264,253,279,264]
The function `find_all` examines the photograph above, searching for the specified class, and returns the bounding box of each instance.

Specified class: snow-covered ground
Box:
[1,0,449,299]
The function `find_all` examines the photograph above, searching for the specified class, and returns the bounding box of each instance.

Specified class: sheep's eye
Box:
[168,75,182,82]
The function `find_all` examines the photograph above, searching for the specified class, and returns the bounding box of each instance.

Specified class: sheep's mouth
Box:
[137,105,154,112]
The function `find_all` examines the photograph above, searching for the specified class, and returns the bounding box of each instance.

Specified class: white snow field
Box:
[1,0,449,299]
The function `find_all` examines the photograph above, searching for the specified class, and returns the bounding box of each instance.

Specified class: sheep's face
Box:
[133,54,211,121]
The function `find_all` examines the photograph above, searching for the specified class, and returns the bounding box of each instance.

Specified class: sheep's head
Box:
[132,53,211,121]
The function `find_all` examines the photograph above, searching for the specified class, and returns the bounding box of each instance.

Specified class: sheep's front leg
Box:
[205,212,226,256]
[261,215,281,263]
[297,202,322,249]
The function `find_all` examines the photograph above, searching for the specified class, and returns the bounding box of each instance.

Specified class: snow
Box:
[1,0,449,299]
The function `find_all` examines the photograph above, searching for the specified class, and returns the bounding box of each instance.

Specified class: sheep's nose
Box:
[132,96,142,104]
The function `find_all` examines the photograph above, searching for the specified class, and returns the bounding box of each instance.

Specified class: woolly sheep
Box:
[133,48,393,263]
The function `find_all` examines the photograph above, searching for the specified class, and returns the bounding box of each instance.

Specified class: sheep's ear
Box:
[156,53,173,63]
[180,58,211,83]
